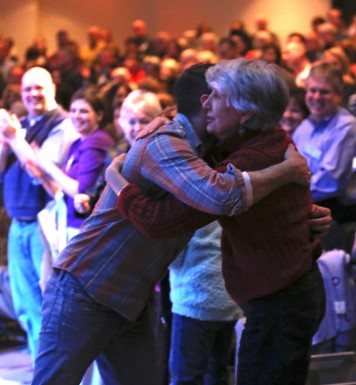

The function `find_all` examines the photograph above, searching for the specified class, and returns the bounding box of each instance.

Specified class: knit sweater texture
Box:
[117,127,322,304]
[218,127,321,304]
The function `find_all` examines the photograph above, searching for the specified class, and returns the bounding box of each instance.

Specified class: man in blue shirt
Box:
[293,62,356,253]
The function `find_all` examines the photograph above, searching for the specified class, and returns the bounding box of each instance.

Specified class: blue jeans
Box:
[169,313,236,385]
[236,262,326,385]
[8,219,43,361]
[32,269,160,385]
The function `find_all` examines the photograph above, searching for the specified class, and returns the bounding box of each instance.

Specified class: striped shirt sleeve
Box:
[139,132,247,216]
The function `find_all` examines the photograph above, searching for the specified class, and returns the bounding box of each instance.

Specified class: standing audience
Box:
[0,67,78,361]
[0,9,354,384]
[27,86,113,239]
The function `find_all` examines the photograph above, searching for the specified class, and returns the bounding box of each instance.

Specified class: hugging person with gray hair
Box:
[116,58,326,385]
[202,58,325,385]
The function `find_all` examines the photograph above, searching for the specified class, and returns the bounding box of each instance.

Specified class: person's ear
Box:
[240,111,254,125]
[97,111,104,123]
[200,94,209,105]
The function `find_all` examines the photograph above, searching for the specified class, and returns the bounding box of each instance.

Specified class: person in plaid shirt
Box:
[31,63,318,385]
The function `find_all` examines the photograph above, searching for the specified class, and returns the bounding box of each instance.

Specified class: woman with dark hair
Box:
[280,87,309,135]
[28,86,113,238]
[229,30,253,57]
[261,42,282,65]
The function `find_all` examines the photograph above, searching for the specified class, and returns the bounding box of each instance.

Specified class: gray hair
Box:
[205,58,289,132]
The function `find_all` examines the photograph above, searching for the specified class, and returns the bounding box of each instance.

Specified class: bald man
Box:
[0,66,77,360]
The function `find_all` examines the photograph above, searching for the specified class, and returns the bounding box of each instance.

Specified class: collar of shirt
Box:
[307,109,339,131]
[173,113,203,155]
[27,114,44,127]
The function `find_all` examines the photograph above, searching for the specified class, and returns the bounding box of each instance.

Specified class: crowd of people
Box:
[1,9,356,118]
[0,6,355,385]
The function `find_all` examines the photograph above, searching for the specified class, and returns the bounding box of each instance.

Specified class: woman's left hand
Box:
[105,154,129,195]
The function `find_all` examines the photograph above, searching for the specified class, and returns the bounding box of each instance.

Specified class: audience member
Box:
[110,66,131,85]
[80,25,105,68]
[119,89,162,146]
[229,30,253,58]
[199,32,219,53]
[56,29,74,51]
[178,29,198,50]
[91,47,120,86]
[282,41,312,87]
[25,36,48,69]
[322,46,355,83]
[150,31,171,58]
[1,84,27,118]
[29,86,113,385]
[123,54,146,88]
[0,39,15,96]
[286,32,307,45]
[321,46,356,104]
[1,65,26,116]
[0,67,78,361]
[7,65,24,86]
[217,37,238,61]
[48,48,84,110]
[27,86,113,238]
[326,8,349,41]
[253,14,280,48]
[141,55,161,81]
[163,39,182,61]
[247,30,273,60]
[261,43,282,65]
[280,87,309,135]
[311,16,326,34]
[74,89,161,223]
[100,27,119,57]
[169,221,242,385]
[293,62,356,254]
[317,22,338,50]
[179,48,199,71]
[305,31,323,62]
[130,19,153,58]
[159,58,180,94]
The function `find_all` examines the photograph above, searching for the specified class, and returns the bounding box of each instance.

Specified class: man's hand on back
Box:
[135,116,172,140]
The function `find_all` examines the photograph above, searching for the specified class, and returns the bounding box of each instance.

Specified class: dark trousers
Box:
[32,270,160,385]
[237,263,326,385]
[169,313,236,385]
